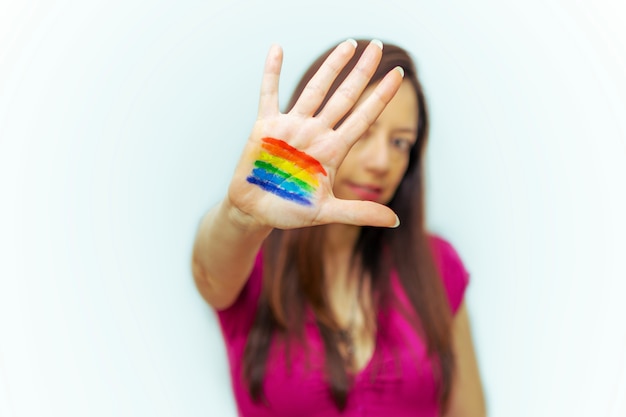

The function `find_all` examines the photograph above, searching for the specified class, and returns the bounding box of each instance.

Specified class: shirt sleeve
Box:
[215,250,264,341]
[428,234,470,314]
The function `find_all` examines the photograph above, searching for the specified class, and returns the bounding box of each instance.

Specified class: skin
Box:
[191,39,486,416]
[445,302,487,417]
[325,81,418,372]
[192,40,401,312]
[324,81,486,417]
[333,81,418,205]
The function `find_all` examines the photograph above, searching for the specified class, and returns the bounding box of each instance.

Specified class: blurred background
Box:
[1,1,625,416]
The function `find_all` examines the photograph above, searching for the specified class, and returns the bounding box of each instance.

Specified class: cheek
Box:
[392,159,410,184]
[335,151,358,178]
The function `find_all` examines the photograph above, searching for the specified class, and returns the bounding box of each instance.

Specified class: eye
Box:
[391,137,413,152]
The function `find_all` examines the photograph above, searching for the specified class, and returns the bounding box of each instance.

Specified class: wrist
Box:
[220,198,273,237]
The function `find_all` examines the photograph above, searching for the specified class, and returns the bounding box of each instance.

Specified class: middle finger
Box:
[315,39,384,128]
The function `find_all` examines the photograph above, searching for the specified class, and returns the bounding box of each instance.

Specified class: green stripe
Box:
[254,160,316,193]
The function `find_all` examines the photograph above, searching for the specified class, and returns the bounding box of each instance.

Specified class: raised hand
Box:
[228,39,404,230]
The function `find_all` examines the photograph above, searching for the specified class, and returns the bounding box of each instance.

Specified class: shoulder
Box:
[427,234,470,314]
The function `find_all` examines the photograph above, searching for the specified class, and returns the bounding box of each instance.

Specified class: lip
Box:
[346,182,384,201]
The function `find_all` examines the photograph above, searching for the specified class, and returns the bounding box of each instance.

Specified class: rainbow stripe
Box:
[246,137,327,206]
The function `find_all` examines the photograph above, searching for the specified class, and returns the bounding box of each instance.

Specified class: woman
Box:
[192,38,486,416]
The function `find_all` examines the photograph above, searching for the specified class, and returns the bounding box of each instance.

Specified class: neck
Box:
[324,223,360,254]
[323,223,361,289]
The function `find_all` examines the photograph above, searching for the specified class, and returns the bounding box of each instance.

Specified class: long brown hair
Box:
[243,39,454,411]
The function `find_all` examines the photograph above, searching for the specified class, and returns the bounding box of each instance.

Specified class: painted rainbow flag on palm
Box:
[246,137,327,206]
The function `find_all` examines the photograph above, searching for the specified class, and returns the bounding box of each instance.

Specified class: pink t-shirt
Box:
[216,234,469,417]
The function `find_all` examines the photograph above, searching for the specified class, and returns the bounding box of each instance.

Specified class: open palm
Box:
[228,39,404,230]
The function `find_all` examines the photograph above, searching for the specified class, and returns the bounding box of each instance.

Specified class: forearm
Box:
[191,198,272,310]
[443,302,486,417]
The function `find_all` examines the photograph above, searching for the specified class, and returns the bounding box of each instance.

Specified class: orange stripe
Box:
[261,137,327,176]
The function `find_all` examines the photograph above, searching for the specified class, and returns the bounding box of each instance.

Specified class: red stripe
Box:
[261,137,327,176]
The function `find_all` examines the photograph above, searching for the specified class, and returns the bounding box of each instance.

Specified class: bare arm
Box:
[444,301,487,417]
[191,200,272,310]
[191,40,404,310]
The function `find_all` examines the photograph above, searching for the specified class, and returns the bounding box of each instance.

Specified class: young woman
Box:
[192,38,485,416]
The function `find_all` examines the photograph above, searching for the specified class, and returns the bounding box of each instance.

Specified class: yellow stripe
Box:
[258,152,319,187]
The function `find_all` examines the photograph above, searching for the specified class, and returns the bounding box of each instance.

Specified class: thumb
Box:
[318,198,400,228]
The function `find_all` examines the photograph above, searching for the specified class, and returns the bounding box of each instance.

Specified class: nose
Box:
[362,130,391,174]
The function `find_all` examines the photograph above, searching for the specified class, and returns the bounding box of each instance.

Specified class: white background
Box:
[1,1,625,416]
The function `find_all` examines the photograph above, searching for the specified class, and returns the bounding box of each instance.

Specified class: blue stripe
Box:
[250,168,313,197]
[246,176,313,206]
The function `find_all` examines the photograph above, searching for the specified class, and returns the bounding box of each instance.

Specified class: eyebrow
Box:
[369,122,417,133]
[393,127,418,134]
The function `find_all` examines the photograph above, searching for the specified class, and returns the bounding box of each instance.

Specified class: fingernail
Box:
[395,66,405,78]
[371,39,383,50]
[346,38,357,48]
[391,215,400,228]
